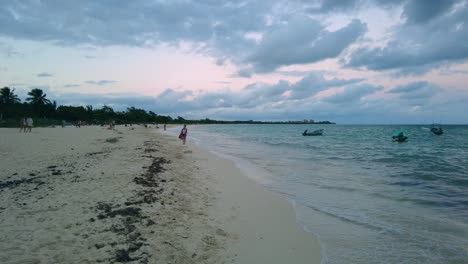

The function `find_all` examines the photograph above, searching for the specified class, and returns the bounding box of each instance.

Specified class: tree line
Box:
[1,86,335,127]
[0,87,174,127]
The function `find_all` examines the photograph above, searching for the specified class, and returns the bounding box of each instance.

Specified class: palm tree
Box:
[26,88,51,105]
[0,87,20,104]
[26,88,53,119]
[0,87,21,120]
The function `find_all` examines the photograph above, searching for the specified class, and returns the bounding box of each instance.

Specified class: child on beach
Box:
[179,124,188,145]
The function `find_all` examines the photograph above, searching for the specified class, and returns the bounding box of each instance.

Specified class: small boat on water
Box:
[430,125,444,135]
[392,130,408,142]
[303,129,323,136]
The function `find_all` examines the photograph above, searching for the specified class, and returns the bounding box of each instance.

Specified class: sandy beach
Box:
[0,125,321,264]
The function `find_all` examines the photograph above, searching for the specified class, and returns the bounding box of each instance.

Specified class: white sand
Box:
[189,144,323,264]
[0,125,321,263]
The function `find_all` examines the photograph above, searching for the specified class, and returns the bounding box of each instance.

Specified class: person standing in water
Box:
[179,124,188,144]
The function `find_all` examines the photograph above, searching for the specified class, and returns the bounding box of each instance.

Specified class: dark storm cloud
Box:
[0,0,268,46]
[0,0,368,74]
[345,0,468,74]
[247,18,367,72]
[307,0,451,23]
[401,0,458,24]
[2,0,467,75]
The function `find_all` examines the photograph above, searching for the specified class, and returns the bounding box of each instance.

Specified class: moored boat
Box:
[392,129,408,142]
[430,125,444,135]
[302,129,323,136]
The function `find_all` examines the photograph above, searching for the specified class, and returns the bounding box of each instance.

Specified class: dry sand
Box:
[0,125,321,264]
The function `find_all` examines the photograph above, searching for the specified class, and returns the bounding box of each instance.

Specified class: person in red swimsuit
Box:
[179,124,188,144]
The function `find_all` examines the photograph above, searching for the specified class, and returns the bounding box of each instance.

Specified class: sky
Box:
[1,0,468,124]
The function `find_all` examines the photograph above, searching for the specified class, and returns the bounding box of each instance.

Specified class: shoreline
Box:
[0,126,321,263]
[164,126,322,264]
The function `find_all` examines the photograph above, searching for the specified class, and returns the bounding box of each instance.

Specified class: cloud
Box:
[64,84,81,88]
[29,72,357,112]
[2,0,466,77]
[0,1,269,47]
[401,0,458,25]
[0,1,368,74]
[306,0,453,22]
[345,1,468,74]
[387,81,442,99]
[439,68,468,76]
[211,72,364,108]
[276,70,317,77]
[156,88,192,102]
[24,74,467,124]
[304,0,408,14]
[235,68,254,78]
[323,83,383,104]
[247,18,367,72]
[287,72,364,100]
[37,72,53,77]
[306,0,364,13]
[85,80,117,86]
[43,72,369,118]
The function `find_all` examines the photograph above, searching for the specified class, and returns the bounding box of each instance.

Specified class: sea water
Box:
[168,124,468,264]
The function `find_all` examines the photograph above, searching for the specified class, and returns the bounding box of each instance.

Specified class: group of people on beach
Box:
[19,117,33,132]
[17,117,189,144]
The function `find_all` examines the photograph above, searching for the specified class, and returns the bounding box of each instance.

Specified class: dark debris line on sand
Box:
[90,141,175,263]
[0,177,40,189]
[0,164,72,191]
[3,148,108,185]
[94,202,148,262]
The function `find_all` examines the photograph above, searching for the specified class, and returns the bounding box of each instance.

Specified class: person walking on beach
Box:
[179,124,188,144]
[26,117,33,132]
[19,117,27,133]
[164,124,166,131]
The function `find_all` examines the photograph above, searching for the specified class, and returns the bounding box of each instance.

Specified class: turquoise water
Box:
[170,124,468,263]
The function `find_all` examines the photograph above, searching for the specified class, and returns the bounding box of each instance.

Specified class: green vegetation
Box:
[0,86,334,127]
[0,87,173,127]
